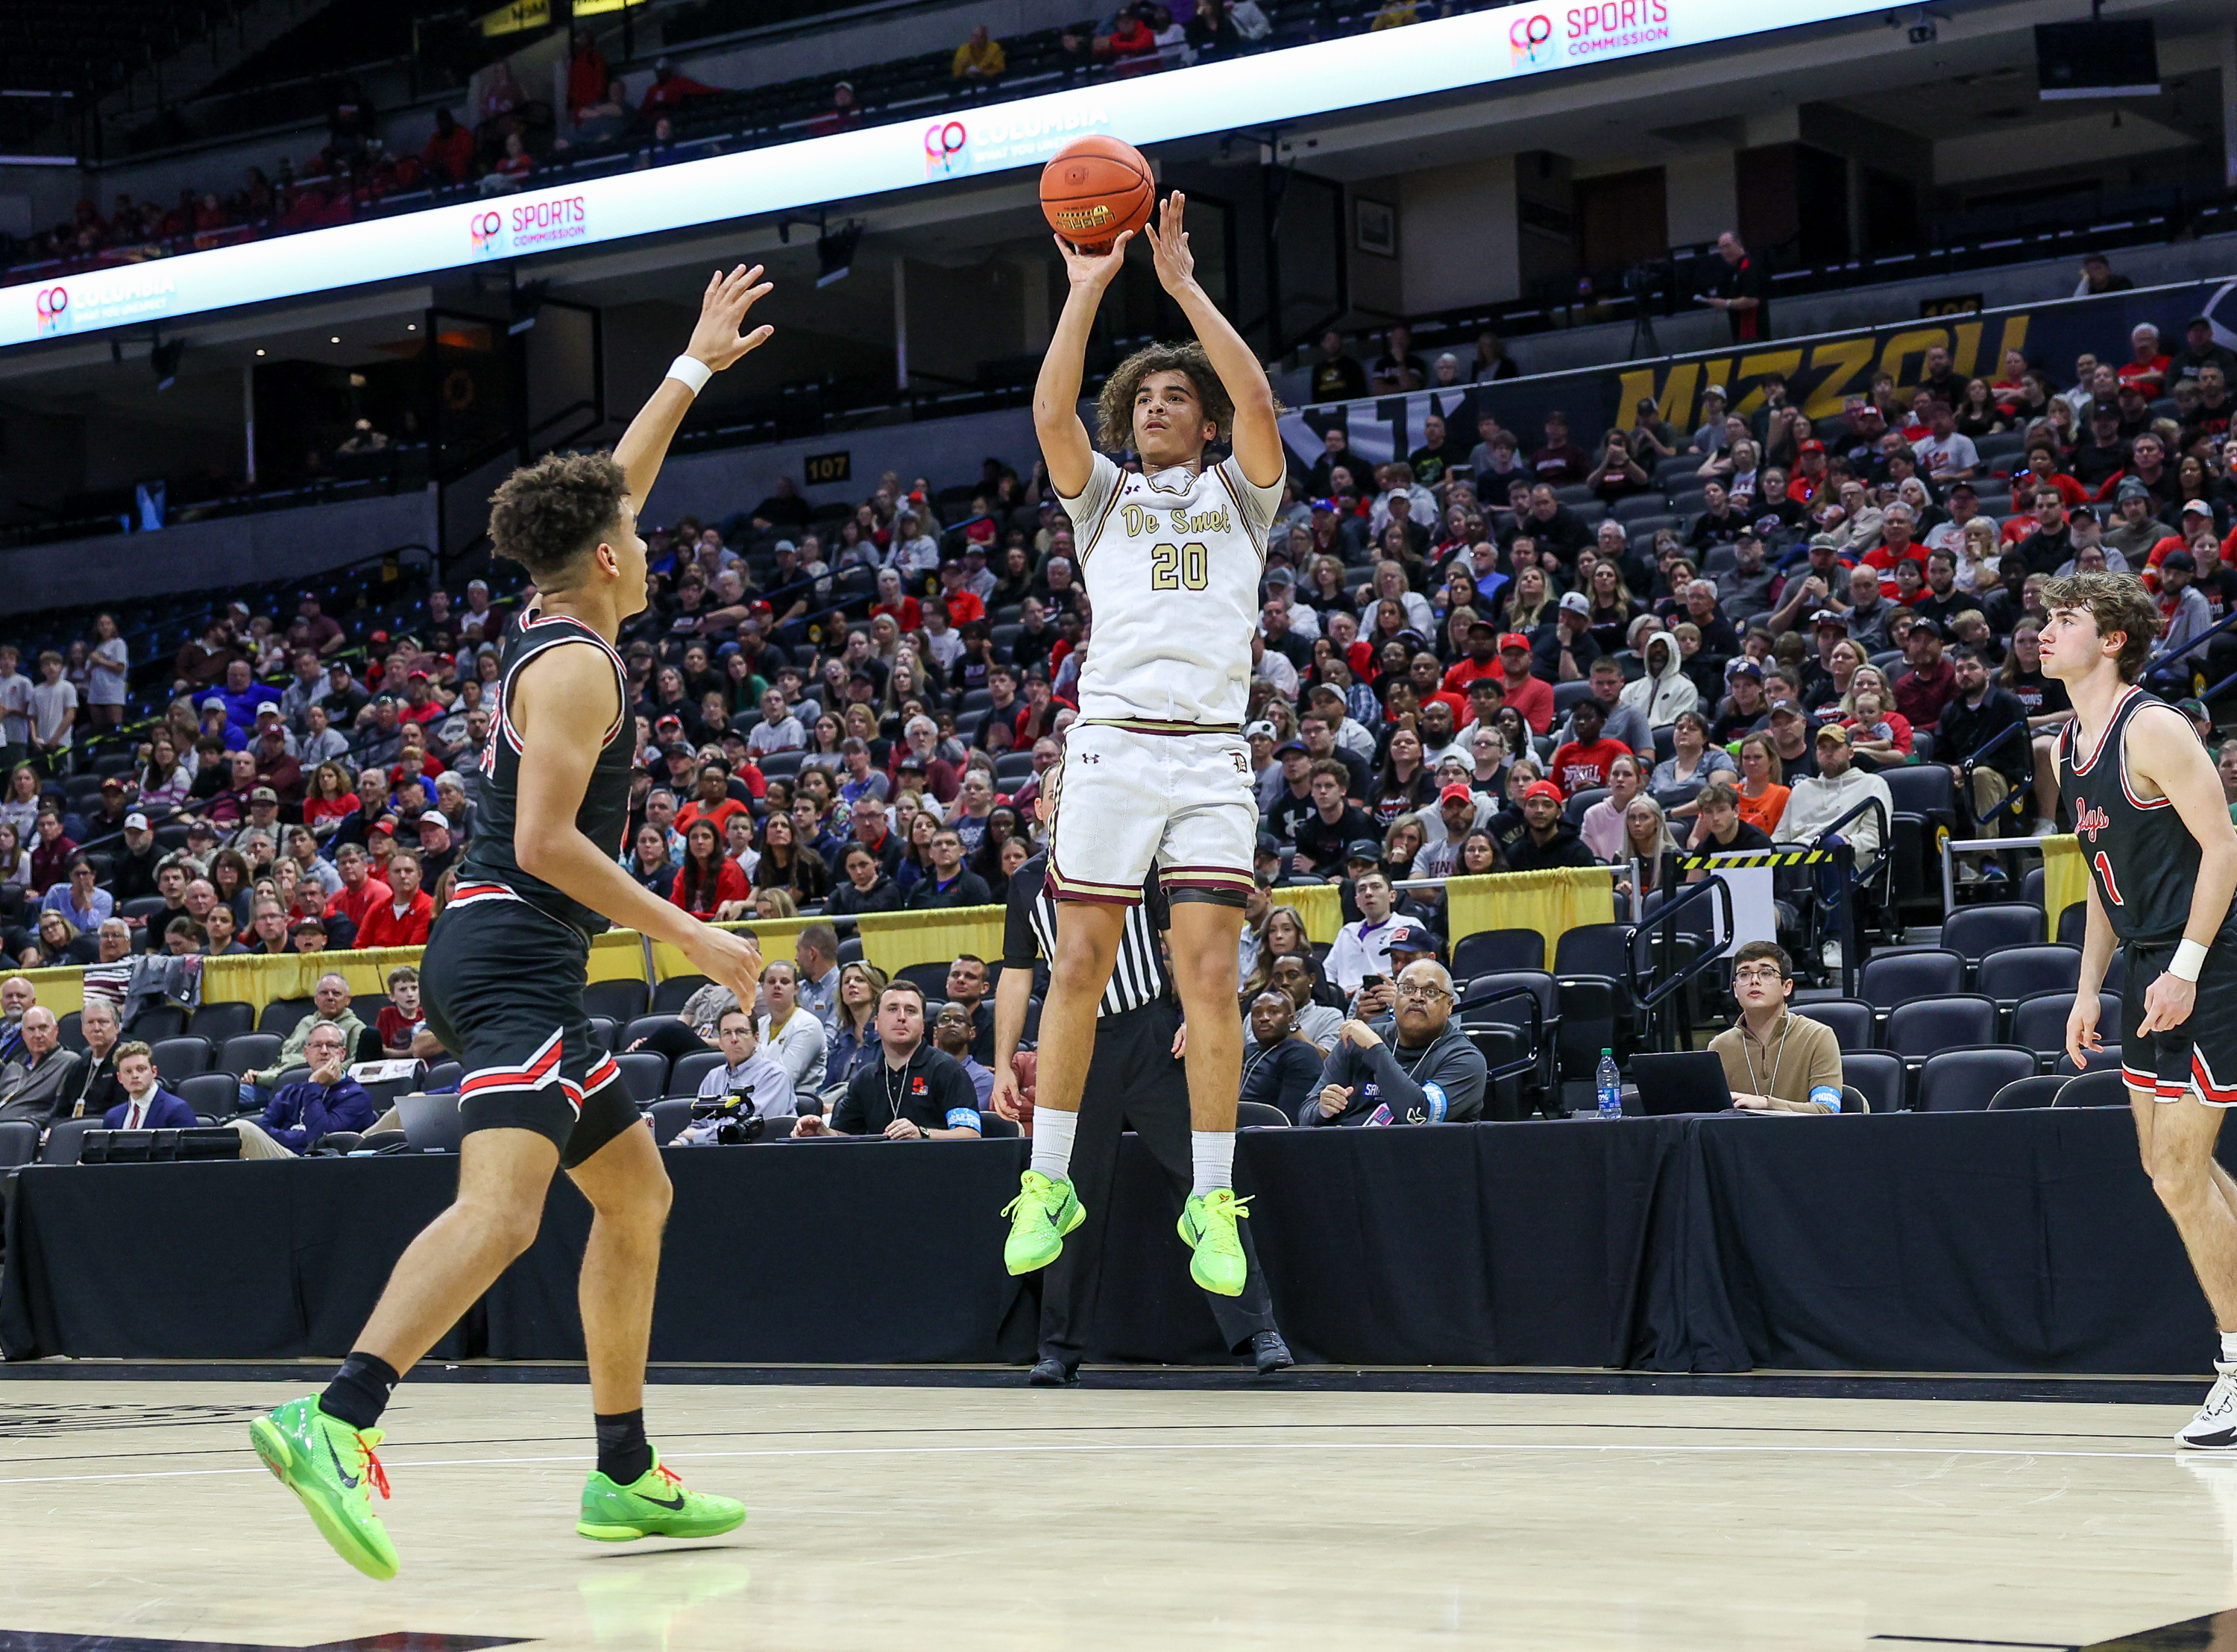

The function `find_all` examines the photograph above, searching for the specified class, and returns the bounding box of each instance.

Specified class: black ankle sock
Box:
[595,1410,652,1486]
[318,1351,401,1432]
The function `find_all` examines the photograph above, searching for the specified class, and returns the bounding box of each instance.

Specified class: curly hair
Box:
[1094,340,1235,453]
[488,450,629,579]
[2041,571,2162,682]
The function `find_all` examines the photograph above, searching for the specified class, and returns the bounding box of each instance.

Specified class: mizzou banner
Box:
[1277,274,2237,478]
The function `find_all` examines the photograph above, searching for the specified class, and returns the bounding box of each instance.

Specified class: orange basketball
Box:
[1040,136,1155,254]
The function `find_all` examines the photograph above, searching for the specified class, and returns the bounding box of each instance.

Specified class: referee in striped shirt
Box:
[996,848,1292,1384]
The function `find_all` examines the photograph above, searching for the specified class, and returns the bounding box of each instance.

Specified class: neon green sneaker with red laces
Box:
[576,1454,747,1542]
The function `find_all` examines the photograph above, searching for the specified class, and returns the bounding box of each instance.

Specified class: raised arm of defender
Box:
[614,263,774,508]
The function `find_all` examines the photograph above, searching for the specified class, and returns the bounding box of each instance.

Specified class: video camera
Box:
[689,1084,767,1145]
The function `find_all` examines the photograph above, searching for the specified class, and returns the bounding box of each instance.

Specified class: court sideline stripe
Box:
[0,1437,2203,1487]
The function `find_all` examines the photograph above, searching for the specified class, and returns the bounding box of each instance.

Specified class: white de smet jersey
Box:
[1057,451,1283,728]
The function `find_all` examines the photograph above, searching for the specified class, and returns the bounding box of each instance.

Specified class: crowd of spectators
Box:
[3,258,2237,1137]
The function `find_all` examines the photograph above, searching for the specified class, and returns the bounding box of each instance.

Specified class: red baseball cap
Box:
[1523,780,1563,803]
[1799,439,1826,454]
[1438,782,1475,805]
[1498,631,1531,652]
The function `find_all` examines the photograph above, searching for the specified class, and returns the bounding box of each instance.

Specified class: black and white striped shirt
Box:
[1003,852,1170,1018]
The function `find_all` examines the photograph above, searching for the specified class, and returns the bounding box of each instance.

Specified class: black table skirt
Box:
[1,1110,2217,1375]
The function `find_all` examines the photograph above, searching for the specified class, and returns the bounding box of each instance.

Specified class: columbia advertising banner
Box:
[1277,275,2237,478]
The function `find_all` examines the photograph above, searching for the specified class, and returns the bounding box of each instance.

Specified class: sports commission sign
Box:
[1277,277,2237,479]
[1,0,1883,350]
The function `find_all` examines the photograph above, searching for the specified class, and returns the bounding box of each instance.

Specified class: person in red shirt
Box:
[936,562,985,627]
[676,757,754,836]
[1497,631,1554,734]
[1787,441,1831,505]
[2116,321,2171,397]
[639,57,719,119]
[354,849,433,949]
[871,567,922,631]
[397,671,446,725]
[670,819,749,919]
[2141,500,2224,591]
[1860,502,1931,590]
[1545,698,1632,795]
[1441,620,1504,695]
[323,842,391,936]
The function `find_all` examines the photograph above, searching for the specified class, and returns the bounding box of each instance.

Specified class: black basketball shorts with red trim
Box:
[2119,931,2237,1108]
[419,889,641,1166]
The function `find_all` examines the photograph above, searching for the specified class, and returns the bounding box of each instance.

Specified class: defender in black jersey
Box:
[2044,572,2237,1451]
[995,850,1289,1384]
[249,266,776,1574]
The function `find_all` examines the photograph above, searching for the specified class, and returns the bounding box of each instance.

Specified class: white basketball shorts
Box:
[1045,719,1257,906]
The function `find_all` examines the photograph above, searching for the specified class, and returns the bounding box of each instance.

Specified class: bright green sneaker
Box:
[1178,1189,1252,1297]
[577,1454,746,1542]
[1001,1170,1083,1276]
[248,1396,398,1581]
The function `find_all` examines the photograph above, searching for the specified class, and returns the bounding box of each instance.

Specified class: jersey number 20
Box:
[1149,540,1209,591]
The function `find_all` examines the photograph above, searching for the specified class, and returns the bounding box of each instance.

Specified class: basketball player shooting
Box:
[247,265,775,1577]
[1000,193,1285,1298]
[2045,572,2237,1448]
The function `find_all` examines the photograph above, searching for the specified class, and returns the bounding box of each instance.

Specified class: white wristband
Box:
[2173,939,2210,983]
[665,354,712,395]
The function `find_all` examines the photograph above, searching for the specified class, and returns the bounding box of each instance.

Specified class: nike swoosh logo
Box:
[638,1490,688,1510]
[323,1429,359,1489]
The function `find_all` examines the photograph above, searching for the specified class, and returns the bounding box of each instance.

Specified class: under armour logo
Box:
[1079,752,1101,764]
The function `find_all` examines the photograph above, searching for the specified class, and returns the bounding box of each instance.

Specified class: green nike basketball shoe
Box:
[1178,1188,1252,1296]
[1001,1168,1083,1275]
[249,1396,399,1580]
[577,1454,748,1542]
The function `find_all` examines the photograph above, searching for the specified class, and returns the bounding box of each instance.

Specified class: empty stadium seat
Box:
[1857,948,1964,1009]
[1916,1046,2039,1112]
[148,1036,211,1083]
[1841,1050,1905,1115]
[258,998,314,1038]
[177,1071,243,1120]
[1988,1074,2067,1111]
[1941,903,2045,968]
[1884,995,1998,1059]
[669,1050,727,1097]
[190,1000,255,1042]
[583,980,651,1024]
[2056,1068,2132,1107]
[652,974,710,1014]
[2011,990,2117,1059]
[646,1099,694,1144]
[1238,1101,1292,1129]
[1793,998,1875,1050]
[125,1003,187,1041]
[1974,945,2080,1005]
[218,1034,280,1077]
[613,1053,670,1103]
[0,1120,38,1168]
[1454,929,1545,977]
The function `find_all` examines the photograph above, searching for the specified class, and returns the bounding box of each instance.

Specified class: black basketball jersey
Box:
[2060,686,2236,947]
[453,608,636,936]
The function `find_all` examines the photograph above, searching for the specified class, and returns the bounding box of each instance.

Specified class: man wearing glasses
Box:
[1709,941,1844,1113]
[1306,959,1486,1126]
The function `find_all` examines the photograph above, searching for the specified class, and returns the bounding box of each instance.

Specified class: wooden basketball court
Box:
[0,1372,2229,1650]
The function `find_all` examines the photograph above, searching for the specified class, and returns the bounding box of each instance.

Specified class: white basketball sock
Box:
[2218,1329,2237,1367]
[1191,1129,1235,1197]
[1029,1106,1077,1182]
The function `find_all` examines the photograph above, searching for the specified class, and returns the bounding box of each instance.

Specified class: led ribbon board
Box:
[2,0,1883,350]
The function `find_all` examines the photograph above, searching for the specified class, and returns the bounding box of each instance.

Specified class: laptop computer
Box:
[396,1091,465,1153]
[1628,1050,1736,1116]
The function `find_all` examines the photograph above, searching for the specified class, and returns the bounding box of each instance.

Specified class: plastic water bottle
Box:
[1596,1049,1623,1120]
